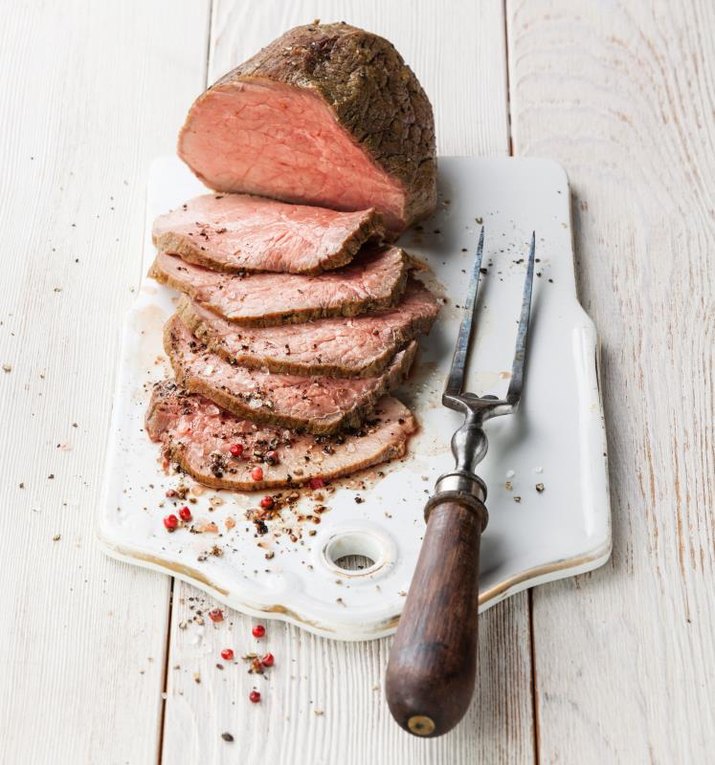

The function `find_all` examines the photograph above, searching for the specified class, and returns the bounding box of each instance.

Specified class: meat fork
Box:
[385,228,536,737]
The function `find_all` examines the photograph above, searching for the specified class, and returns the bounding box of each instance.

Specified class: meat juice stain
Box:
[129,303,172,405]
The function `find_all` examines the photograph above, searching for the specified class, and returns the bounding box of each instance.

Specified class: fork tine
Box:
[506,231,536,404]
[443,226,485,398]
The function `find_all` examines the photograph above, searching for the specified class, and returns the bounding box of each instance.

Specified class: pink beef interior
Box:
[146,381,416,491]
[152,193,382,274]
[179,278,439,376]
[166,315,415,432]
[178,80,408,232]
[150,246,407,325]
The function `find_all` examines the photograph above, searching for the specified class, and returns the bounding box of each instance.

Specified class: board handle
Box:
[385,492,487,737]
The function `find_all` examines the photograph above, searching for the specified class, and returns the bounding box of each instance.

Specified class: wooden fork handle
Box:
[385,492,488,737]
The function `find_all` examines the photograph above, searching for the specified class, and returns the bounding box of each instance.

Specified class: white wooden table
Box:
[1,2,713,762]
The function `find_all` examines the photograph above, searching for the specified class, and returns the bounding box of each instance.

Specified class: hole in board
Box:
[333,554,376,572]
[323,530,386,576]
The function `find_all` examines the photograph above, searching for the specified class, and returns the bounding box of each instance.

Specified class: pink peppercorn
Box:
[163,514,178,531]
[178,506,192,522]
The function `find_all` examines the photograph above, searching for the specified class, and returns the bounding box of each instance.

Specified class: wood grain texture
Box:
[386,497,487,737]
[162,2,536,762]
[507,1,715,761]
[0,1,210,763]
[11,0,712,760]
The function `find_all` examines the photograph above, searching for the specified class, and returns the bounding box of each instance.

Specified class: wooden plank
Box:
[161,1,536,762]
[0,2,210,763]
[507,0,715,761]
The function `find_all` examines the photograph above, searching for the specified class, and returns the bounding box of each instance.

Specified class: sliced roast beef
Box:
[176,278,439,378]
[165,315,416,434]
[153,193,384,274]
[178,23,436,234]
[146,381,415,491]
[149,246,409,326]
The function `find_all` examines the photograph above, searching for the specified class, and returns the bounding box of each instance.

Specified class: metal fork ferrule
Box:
[424,486,489,529]
[434,471,487,502]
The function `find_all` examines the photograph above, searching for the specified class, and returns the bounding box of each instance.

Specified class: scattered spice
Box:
[229,443,244,457]
[309,477,325,490]
[2,363,11,373]
[535,483,545,493]
[208,608,224,623]
[251,466,264,482]
[208,451,227,478]
[197,521,219,534]
[163,514,179,532]
[166,485,188,500]
[221,732,234,743]
[220,648,234,661]
[260,496,274,510]
[254,520,268,536]
[178,506,192,522]
[504,481,513,491]
[52,533,61,542]
[243,654,265,674]
[261,652,274,668]
[252,624,266,638]
[249,690,261,704]
[513,496,522,503]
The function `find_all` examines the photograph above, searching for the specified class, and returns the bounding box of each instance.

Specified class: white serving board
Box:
[98,156,611,640]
